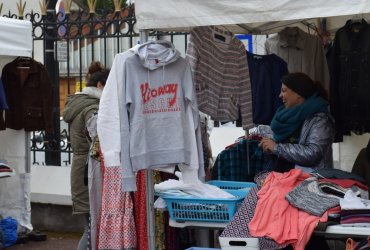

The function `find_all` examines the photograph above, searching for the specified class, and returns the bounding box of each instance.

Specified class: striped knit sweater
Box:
[186,26,253,129]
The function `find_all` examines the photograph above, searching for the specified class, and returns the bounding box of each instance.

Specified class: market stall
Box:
[134,1,370,249]
[0,16,33,231]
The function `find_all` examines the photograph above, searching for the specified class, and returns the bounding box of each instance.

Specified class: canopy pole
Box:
[140,29,156,250]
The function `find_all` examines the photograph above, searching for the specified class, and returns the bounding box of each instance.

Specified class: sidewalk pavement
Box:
[8,232,80,250]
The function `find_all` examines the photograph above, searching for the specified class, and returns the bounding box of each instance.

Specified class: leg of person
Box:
[77,213,91,250]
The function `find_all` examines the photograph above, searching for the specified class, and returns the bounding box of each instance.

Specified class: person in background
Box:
[352,139,370,196]
[85,61,104,84]
[63,62,110,250]
[259,72,335,173]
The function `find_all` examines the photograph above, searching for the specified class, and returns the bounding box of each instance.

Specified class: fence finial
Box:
[87,0,97,14]
[65,0,72,14]
[39,0,49,15]
[113,0,123,12]
[16,0,27,18]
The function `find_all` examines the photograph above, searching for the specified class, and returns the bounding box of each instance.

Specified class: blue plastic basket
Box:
[207,180,256,190]
[162,181,256,223]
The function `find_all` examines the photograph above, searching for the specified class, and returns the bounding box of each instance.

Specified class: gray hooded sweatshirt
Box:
[98,40,204,191]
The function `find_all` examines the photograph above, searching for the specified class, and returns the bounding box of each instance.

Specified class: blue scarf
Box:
[270,95,329,142]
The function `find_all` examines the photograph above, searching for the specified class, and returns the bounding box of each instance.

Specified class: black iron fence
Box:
[2,1,188,166]
[3,2,138,166]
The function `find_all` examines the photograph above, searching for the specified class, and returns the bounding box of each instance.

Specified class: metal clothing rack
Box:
[139,30,156,250]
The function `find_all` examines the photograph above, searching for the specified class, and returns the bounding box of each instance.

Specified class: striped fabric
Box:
[186,26,253,129]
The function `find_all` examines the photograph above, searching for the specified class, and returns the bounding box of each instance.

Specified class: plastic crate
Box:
[186,248,221,250]
[207,180,256,190]
[219,237,259,250]
[162,181,256,223]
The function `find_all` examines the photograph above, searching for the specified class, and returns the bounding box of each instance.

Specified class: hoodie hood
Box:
[63,91,100,123]
[136,40,180,70]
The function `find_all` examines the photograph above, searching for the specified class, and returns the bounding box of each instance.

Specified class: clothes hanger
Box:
[251,36,266,56]
[211,25,232,43]
[351,14,364,24]
[349,15,366,33]
[16,56,31,61]
[16,57,31,69]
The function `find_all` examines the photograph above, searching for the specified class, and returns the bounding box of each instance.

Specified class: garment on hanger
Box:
[0,78,8,130]
[0,109,4,130]
[199,112,213,180]
[0,57,53,132]
[212,138,269,182]
[98,162,137,249]
[265,27,330,93]
[85,113,102,250]
[186,26,253,130]
[97,40,204,192]
[328,19,370,141]
[0,79,8,110]
[247,52,288,125]
[134,170,148,250]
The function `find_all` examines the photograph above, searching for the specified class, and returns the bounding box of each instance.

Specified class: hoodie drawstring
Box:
[146,64,166,88]
[162,64,165,86]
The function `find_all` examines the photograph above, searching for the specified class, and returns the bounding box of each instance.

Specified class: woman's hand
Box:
[258,138,277,154]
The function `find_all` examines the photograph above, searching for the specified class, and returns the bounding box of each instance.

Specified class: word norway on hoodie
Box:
[140,82,180,113]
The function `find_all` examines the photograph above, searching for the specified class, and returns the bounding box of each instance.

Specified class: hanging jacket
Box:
[265,27,330,93]
[186,26,253,130]
[328,19,370,141]
[1,58,53,132]
[274,112,335,170]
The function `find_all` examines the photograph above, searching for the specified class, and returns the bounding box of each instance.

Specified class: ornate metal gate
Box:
[2,0,188,166]
[2,0,138,165]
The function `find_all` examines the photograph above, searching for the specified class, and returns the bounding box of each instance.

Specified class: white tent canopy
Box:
[135,0,370,34]
[0,17,32,57]
[0,17,33,230]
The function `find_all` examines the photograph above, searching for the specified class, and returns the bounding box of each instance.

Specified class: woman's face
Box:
[279,83,305,108]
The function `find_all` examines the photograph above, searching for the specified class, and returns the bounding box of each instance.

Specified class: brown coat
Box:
[1,58,53,132]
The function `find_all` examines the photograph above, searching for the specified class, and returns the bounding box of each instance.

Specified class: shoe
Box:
[16,233,29,244]
[27,230,47,241]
